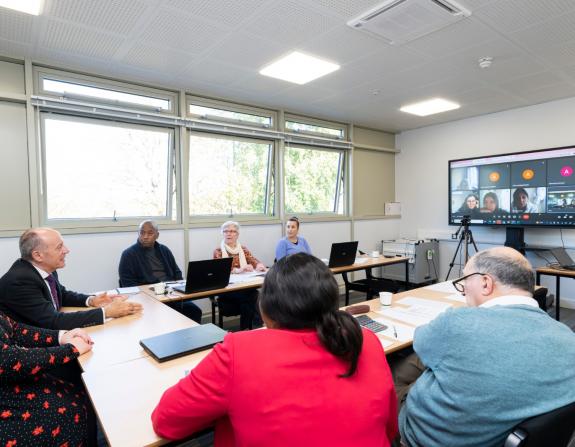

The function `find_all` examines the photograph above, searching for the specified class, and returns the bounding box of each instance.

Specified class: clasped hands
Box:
[232,263,267,274]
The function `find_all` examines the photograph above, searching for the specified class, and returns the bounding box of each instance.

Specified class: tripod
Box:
[446,215,478,280]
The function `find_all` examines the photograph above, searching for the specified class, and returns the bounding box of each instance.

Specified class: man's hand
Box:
[61,329,94,355]
[89,292,126,307]
[104,298,143,319]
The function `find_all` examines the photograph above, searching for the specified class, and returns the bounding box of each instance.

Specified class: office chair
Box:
[342,268,399,306]
[532,287,550,311]
[503,400,575,447]
[210,296,253,330]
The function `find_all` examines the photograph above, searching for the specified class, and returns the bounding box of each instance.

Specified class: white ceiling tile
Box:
[47,0,149,35]
[0,9,35,42]
[179,59,253,86]
[121,42,194,73]
[138,8,230,55]
[529,39,575,68]
[515,82,575,105]
[508,9,575,50]
[242,0,340,45]
[41,20,125,59]
[162,0,268,27]
[497,71,564,96]
[302,0,391,20]
[0,38,33,59]
[474,0,575,34]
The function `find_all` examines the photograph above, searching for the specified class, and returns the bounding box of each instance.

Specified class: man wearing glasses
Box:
[395,246,575,447]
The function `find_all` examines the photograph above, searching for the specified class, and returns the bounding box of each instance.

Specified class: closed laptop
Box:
[140,323,227,363]
[173,258,233,294]
[328,241,359,268]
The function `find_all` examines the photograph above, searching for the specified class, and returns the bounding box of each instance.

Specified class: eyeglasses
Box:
[222,229,238,233]
[452,272,486,293]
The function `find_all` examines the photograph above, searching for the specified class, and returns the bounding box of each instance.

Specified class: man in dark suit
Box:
[119,220,202,323]
[0,227,143,330]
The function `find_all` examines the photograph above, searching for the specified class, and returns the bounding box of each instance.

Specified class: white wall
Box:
[396,96,575,306]
[0,217,402,314]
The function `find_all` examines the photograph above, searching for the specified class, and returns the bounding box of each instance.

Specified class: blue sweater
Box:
[275,237,311,261]
[400,304,575,447]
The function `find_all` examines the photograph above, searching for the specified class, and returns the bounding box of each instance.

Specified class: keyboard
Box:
[355,315,388,333]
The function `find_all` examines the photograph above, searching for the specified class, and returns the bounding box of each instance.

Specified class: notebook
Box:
[173,258,233,294]
[550,247,575,270]
[140,324,227,362]
[328,241,359,268]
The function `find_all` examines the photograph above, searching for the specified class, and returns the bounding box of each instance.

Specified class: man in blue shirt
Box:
[119,221,202,323]
[396,246,575,447]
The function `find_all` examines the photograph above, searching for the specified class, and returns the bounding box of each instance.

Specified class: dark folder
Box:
[328,241,359,268]
[140,323,227,363]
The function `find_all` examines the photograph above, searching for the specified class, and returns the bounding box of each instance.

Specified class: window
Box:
[36,69,177,113]
[187,96,276,129]
[285,115,346,139]
[284,145,345,215]
[188,133,274,216]
[41,114,175,222]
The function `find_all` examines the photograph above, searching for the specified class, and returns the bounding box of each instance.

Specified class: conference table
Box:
[71,278,464,447]
[144,255,410,309]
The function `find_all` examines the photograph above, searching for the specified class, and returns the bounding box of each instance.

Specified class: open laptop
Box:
[140,323,227,363]
[550,247,575,270]
[173,258,233,294]
[328,241,359,268]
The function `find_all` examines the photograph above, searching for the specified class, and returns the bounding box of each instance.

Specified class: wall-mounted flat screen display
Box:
[449,145,575,227]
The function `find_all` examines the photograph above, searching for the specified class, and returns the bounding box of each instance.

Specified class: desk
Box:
[535,266,572,321]
[147,255,410,305]
[63,292,197,372]
[82,282,460,446]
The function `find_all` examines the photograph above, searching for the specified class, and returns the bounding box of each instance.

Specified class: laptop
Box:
[140,323,227,363]
[173,258,233,294]
[328,241,359,268]
[550,247,575,270]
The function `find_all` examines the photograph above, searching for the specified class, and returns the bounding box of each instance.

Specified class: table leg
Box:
[556,276,561,321]
[404,260,409,291]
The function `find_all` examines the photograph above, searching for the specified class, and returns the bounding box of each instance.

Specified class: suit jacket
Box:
[0,259,103,330]
[118,241,182,287]
[152,328,398,446]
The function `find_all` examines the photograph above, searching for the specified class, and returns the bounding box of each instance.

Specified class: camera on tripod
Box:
[452,215,471,239]
[446,215,477,280]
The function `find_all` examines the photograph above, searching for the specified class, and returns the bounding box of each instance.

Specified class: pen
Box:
[392,325,397,338]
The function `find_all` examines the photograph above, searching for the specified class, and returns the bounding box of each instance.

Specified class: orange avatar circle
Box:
[522,169,534,180]
[489,171,500,182]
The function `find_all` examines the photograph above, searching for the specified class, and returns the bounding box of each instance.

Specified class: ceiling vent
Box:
[347,0,471,45]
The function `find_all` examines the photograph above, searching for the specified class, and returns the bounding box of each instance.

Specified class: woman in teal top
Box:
[275,217,312,261]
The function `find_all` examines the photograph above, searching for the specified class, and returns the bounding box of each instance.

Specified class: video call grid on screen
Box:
[449,146,575,227]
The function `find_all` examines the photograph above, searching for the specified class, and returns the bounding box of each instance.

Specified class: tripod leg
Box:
[446,233,466,281]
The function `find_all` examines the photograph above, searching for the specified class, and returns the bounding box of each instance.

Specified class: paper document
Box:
[379,338,395,349]
[354,257,368,264]
[228,272,266,284]
[371,317,416,342]
[396,297,452,311]
[424,281,458,293]
[375,304,447,327]
[116,286,140,294]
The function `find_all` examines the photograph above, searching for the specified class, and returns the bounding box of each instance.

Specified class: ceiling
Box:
[2,0,575,133]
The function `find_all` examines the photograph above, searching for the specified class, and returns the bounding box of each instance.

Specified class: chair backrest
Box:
[532,287,548,311]
[503,400,575,447]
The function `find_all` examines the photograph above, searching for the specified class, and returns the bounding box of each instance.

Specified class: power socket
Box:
[426,249,434,260]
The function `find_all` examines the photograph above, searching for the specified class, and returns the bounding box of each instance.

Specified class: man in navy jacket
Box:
[119,221,202,323]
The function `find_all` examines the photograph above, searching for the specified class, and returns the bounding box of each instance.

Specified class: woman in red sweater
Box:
[152,253,398,446]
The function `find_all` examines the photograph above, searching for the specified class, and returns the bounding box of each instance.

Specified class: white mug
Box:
[153,282,166,295]
[371,250,380,258]
[379,291,392,306]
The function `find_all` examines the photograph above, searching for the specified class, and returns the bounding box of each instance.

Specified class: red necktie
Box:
[45,275,60,310]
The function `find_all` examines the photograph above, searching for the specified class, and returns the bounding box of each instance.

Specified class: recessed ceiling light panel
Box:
[0,0,44,15]
[400,97,460,116]
[259,51,340,85]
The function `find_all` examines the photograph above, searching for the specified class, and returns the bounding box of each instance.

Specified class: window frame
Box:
[186,130,277,221]
[283,143,348,217]
[38,111,179,229]
[186,95,277,130]
[284,113,348,140]
[35,67,179,115]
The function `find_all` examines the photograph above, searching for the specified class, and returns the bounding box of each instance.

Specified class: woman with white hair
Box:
[213,221,265,329]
